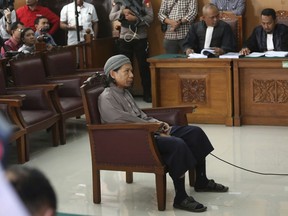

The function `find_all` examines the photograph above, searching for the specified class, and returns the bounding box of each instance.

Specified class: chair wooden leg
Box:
[16,136,26,164]
[155,174,166,211]
[93,170,101,204]
[188,169,195,187]
[51,122,60,146]
[59,119,66,145]
[126,172,133,183]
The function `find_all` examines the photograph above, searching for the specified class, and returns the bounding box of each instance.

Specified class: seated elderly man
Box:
[183,3,236,56]
[98,54,229,212]
[240,8,288,55]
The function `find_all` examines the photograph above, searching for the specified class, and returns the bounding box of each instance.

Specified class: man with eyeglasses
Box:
[1,21,24,56]
[183,3,236,56]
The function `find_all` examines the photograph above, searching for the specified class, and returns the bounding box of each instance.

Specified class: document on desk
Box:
[245,52,266,57]
[264,51,288,57]
[219,52,240,59]
[188,53,208,58]
[245,51,288,58]
[188,48,216,59]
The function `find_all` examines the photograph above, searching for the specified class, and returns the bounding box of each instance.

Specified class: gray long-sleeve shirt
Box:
[109,0,154,39]
[98,84,159,124]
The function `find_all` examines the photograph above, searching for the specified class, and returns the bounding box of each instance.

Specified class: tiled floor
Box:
[7,98,288,216]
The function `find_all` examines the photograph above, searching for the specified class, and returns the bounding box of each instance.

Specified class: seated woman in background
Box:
[18,27,36,54]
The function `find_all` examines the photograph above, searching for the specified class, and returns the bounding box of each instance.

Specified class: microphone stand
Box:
[74,0,80,44]
[74,0,80,68]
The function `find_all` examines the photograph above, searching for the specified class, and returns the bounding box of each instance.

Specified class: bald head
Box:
[202,3,220,27]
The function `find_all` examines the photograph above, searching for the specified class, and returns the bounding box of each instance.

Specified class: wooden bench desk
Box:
[148,54,233,126]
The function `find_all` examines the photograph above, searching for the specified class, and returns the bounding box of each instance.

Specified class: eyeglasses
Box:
[16,28,23,32]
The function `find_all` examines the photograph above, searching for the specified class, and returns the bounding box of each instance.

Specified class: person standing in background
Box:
[0,0,17,41]
[60,0,99,45]
[109,0,153,103]
[158,0,198,54]
[16,0,60,36]
[211,0,246,16]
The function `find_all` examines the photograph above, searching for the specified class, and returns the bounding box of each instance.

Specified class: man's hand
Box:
[239,47,251,56]
[185,48,194,56]
[4,8,12,24]
[169,19,181,32]
[123,8,137,22]
[211,47,224,56]
[157,122,171,136]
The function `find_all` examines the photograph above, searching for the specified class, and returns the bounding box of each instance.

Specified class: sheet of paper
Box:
[219,52,240,59]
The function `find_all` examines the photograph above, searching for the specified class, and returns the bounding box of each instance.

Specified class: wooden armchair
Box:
[0,99,26,164]
[42,47,103,84]
[80,73,196,211]
[0,61,60,162]
[9,53,85,144]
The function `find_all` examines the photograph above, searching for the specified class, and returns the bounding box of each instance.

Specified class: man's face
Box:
[203,8,220,27]
[111,63,134,89]
[36,18,50,32]
[261,15,276,33]
[77,0,84,6]
[22,29,36,46]
[26,0,38,6]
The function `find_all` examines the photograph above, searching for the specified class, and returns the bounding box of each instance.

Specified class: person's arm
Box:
[183,0,198,24]
[220,23,237,53]
[44,8,60,35]
[92,21,98,38]
[182,23,198,55]
[138,1,153,26]
[109,1,123,21]
[90,5,99,37]
[59,6,76,31]
[242,27,260,53]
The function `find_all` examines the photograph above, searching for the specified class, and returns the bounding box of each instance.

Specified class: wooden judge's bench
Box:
[148,55,288,126]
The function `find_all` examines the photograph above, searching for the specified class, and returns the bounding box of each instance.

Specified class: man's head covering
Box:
[104,54,131,77]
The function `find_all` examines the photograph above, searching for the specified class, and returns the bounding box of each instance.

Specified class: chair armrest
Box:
[48,78,82,97]
[88,122,160,132]
[7,84,59,92]
[143,106,197,126]
[0,94,26,100]
[0,98,22,107]
[7,87,56,110]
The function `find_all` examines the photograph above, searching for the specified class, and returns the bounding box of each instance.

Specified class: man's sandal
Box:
[173,196,207,212]
[194,179,229,192]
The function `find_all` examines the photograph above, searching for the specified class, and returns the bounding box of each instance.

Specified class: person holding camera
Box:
[158,0,198,54]
[60,0,99,45]
[34,16,56,51]
[110,0,154,103]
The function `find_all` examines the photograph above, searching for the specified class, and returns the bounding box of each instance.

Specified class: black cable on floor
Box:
[210,153,288,176]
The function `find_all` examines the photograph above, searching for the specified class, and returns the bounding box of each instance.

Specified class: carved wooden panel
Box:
[253,79,288,104]
[181,78,206,104]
